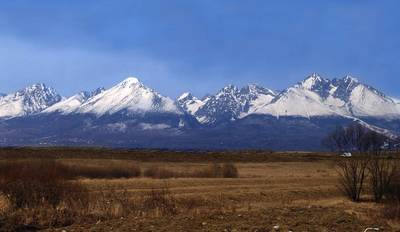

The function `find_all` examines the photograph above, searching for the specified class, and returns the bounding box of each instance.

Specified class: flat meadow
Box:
[0,148,398,231]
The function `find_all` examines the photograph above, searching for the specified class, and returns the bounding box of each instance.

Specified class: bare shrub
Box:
[368,157,398,202]
[222,163,239,178]
[0,159,86,209]
[323,123,387,155]
[337,158,369,202]
[66,162,141,179]
[0,159,89,229]
[191,163,222,178]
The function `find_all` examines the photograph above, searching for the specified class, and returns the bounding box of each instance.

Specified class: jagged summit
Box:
[0,83,61,118]
[77,77,180,116]
[300,73,329,89]
[343,75,359,83]
[179,83,277,124]
[177,92,193,101]
[176,92,205,115]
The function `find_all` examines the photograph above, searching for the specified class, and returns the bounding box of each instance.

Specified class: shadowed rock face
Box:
[0,113,364,151]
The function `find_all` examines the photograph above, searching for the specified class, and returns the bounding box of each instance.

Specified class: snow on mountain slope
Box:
[252,74,400,119]
[44,88,105,114]
[176,92,206,115]
[253,74,339,118]
[349,84,399,118]
[194,85,242,124]
[0,84,61,118]
[187,84,276,124]
[254,86,336,118]
[240,84,276,115]
[78,77,180,116]
[330,76,400,118]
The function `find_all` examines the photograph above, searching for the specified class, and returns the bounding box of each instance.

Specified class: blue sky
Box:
[0,0,399,98]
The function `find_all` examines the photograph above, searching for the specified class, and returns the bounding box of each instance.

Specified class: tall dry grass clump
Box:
[0,159,87,209]
[142,184,178,215]
[221,163,239,178]
[66,162,141,179]
[0,159,89,229]
[368,157,398,202]
[382,171,400,219]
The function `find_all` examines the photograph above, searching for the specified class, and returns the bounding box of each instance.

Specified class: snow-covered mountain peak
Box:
[117,77,142,88]
[294,73,334,100]
[215,85,241,98]
[187,83,279,123]
[176,92,205,115]
[343,75,359,84]
[78,77,180,116]
[122,76,140,83]
[303,72,322,82]
[0,83,62,118]
[44,87,105,114]
[177,92,193,101]
[299,73,330,90]
[244,84,276,96]
[25,83,45,90]
[220,84,238,93]
[20,83,58,97]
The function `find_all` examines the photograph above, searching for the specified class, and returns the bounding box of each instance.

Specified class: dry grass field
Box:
[0,148,399,231]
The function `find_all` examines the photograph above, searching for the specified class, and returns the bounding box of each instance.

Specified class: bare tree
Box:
[345,123,366,153]
[361,130,386,156]
[337,158,369,202]
[324,123,389,202]
[323,123,387,155]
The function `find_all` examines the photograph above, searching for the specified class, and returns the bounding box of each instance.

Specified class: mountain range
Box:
[0,74,399,150]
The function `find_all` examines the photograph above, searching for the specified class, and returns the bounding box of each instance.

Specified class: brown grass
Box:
[142,184,178,215]
[0,149,399,231]
[382,171,400,219]
[143,163,239,179]
[336,158,369,202]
